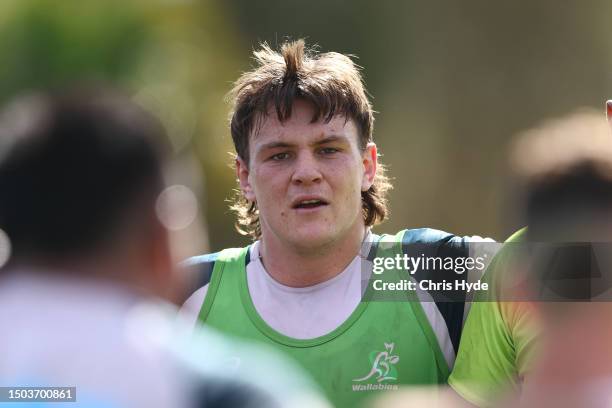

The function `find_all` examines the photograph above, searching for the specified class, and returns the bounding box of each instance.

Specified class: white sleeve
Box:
[177,285,209,329]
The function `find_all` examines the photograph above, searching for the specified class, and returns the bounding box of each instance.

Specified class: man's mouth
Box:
[292,199,329,209]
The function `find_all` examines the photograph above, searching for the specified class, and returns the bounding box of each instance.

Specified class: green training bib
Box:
[198,231,449,408]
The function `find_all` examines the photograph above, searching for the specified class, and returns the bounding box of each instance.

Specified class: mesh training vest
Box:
[198,231,449,408]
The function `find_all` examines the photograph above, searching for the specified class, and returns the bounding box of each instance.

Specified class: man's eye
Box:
[270,152,290,161]
[319,147,339,155]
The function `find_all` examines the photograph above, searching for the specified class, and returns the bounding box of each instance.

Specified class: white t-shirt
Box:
[180,238,373,339]
[0,272,195,408]
[0,271,330,408]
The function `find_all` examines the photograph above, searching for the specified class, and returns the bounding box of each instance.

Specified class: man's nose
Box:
[291,152,322,185]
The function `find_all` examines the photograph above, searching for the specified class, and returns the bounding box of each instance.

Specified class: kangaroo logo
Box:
[353,342,400,383]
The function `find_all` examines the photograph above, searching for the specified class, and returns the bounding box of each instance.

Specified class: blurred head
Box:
[509,111,612,403]
[510,111,612,306]
[0,87,172,296]
[228,39,391,247]
[510,111,612,242]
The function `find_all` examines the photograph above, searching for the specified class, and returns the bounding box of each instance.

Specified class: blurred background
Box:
[2,0,611,255]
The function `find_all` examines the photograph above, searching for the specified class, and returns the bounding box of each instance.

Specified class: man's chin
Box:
[285,227,337,251]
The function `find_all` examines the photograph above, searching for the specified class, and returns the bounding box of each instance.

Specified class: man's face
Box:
[237,99,377,251]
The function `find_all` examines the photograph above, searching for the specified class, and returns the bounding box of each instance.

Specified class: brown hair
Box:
[228,39,391,239]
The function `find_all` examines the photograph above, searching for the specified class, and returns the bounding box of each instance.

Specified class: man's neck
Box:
[258,224,367,288]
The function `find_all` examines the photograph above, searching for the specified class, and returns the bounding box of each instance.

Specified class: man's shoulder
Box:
[183,249,222,273]
[398,227,494,249]
[401,227,456,241]
[394,228,496,356]
[180,247,250,303]
[183,251,221,268]
[180,251,221,304]
[393,227,496,279]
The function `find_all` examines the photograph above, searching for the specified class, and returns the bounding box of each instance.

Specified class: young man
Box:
[0,87,324,408]
[181,40,493,407]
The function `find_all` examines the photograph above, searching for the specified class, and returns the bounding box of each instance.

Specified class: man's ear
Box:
[361,143,378,191]
[236,156,256,201]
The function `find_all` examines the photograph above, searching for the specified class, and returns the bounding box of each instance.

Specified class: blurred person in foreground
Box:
[450,110,612,407]
[180,39,494,408]
[511,111,612,408]
[0,88,328,408]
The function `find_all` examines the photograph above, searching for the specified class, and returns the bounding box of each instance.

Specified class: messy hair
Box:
[227,39,391,239]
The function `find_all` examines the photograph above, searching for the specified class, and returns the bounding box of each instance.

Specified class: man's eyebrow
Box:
[311,135,349,145]
[257,141,295,151]
[256,135,348,153]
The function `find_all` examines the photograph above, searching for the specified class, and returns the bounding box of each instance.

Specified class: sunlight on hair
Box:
[0,228,11,269]
[155,185,199,231]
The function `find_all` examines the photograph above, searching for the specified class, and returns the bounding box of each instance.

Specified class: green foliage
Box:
[0,0,153,102]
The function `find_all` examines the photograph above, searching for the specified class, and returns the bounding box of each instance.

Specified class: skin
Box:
[236,99,377,287]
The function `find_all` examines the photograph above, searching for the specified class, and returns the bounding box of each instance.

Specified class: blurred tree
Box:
[0,0,153,101]
[0,0,248,253]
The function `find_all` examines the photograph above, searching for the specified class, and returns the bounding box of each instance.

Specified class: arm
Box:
[448,229,539,406]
